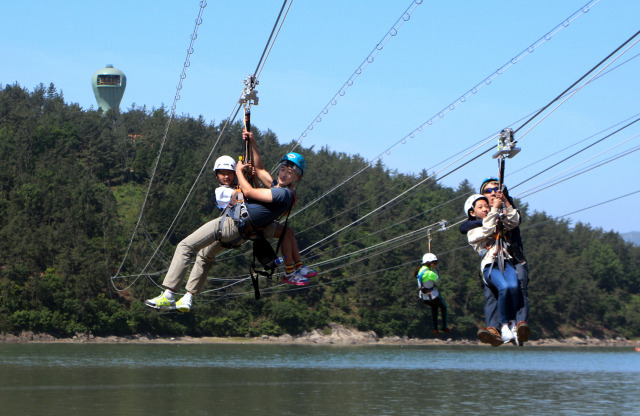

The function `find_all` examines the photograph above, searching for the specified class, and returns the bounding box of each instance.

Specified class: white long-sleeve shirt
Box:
[467,206,520,272]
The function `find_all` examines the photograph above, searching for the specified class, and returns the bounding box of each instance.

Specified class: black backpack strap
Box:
[249,263,261,300]
[247,192,295,300]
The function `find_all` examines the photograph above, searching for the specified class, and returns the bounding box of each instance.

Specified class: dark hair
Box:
[413,265,422,278]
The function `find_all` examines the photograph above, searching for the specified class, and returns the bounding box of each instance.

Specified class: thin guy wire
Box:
[515,35,640,142]
[368,0,601,165]
[515,145,640,199]
[515,136,640,195]
[110,1,207,290]
[285,0,424,156]
[512,116,640,189]
[254,0,294,80]
[289,0,599,217]
[514,28,640,135]
[509,112,640,177]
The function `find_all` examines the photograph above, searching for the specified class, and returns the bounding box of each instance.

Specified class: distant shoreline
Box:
[2,328,637,348]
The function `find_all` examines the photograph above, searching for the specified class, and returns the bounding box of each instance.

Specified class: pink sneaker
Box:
[283,271,310,286]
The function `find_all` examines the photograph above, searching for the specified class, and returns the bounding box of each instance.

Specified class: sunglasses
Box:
[483,187,500,194]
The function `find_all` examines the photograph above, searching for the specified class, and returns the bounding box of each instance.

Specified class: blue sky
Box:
[2,0,639,234]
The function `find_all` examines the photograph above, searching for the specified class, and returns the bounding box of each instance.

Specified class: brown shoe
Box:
[516,321,530,343]
[477,327,503,347]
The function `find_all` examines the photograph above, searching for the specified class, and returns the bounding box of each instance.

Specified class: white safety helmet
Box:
[422,253,438,264]
[464,194,488,219]
[214,155,236,172]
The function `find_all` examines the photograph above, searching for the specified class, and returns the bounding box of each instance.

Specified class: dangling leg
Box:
[162,217,224,291]
[438,297,449,332]
[146,217,224,310]
[502,262,521,344]
[430,301,439,335]
[515,261,530,343]
[484,264,514,343]
[178,216,242,312]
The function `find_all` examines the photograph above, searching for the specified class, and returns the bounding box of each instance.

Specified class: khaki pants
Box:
[162,215,276,294]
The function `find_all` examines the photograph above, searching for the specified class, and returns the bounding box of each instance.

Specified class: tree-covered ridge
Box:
[0,83,638,340]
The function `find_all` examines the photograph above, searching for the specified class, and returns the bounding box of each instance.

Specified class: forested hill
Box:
[1,83,639,340]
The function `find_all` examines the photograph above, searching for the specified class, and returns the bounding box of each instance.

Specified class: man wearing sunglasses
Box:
[460,178,530,346]
[145,130,313,313]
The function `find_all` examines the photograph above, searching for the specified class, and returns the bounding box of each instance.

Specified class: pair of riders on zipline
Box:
[461,178,530,346]
[145,130,316,312]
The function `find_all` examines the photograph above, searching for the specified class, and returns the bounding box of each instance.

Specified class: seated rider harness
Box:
[217,187,295,300]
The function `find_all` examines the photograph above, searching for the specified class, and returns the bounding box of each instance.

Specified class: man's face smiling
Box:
[277,163,299,186]
[482,181,501,203]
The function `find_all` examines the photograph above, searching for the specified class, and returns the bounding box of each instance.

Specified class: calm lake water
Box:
[1,343,639,415]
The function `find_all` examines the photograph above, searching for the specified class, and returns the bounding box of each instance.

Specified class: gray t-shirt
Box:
[246,186,294,228]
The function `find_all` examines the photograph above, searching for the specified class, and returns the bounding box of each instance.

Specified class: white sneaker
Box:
[145,290,176,310]
[296,265,318,278]
[283,271,310,286]
[509,321,519,346]
[176,294,192,313]
[501,324,514,343]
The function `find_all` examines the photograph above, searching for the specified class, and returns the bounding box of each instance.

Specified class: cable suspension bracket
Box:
[492,128,520,160]
[426,220,447,252]
[492,129,520,275]
[239,75,260,185]
[239,74,259,133]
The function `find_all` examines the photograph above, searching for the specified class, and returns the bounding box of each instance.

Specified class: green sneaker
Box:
[175,294,192,313]
[145,292,176,310]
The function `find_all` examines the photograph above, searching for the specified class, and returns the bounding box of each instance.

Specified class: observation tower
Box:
[91,65,126,112]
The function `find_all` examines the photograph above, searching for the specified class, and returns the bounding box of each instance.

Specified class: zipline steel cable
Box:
[513,30,640,143]
[509,111,640,177]
[511,116,640,190]
[111,1,207,288]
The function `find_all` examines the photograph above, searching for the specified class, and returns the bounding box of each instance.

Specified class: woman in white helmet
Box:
[213,155,237,211]
[461,179,530,347]
[415,252,449,335]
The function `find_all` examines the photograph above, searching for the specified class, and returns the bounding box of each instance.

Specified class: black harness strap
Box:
[248,194,295,300]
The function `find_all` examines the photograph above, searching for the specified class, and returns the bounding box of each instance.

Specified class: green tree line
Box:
[1,83,638,340]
